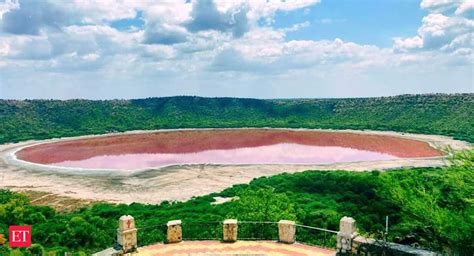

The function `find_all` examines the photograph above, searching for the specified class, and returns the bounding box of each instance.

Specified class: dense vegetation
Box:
[1,94,473,144]
[0,151,472,255]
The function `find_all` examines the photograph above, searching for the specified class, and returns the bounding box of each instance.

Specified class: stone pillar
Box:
[223,219,238,242]
[278,220,296,244]
[167,220,182,243]
[117,215,137,253]
[337,216,357,254]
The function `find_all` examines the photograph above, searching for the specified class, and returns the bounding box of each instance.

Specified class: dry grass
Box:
[21,190,105,212]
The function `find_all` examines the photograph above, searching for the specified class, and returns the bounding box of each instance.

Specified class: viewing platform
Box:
[134,240,334,255]
[95,215,437,256]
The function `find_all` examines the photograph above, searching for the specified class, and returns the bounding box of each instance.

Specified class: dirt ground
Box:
[20,190,103,212]
[0,128,470,208]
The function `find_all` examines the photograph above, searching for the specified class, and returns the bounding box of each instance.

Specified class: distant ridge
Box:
[1,93,473,143]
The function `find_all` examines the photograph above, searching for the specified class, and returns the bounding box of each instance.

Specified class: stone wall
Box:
[352,236,439,256]
[336,216,439,256]
[99,215,440,256]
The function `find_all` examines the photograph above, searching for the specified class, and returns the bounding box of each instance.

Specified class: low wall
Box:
[94,215,439,256]
[337,217,439,256]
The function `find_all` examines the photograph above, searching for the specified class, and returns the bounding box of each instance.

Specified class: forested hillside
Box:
[1,94,473,143]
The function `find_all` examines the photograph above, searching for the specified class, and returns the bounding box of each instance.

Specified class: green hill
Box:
[1,94,473,143]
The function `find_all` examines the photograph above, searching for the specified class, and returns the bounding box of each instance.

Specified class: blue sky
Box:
[0,0,472,99]
[111,11,145,31]
[276,0,426,47]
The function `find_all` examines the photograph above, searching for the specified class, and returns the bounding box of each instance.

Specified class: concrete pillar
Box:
[223,219,238,242]
[167,220,182,243]
[117,215,137,253]
[278,220,296,244]
[337,216,357,254]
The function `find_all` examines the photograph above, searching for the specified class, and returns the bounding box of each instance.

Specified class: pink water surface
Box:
[50,143,399,170]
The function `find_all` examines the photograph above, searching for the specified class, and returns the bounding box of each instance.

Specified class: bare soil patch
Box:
[21,190,104,212]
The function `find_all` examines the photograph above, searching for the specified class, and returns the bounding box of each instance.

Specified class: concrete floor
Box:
[135,240,335,256]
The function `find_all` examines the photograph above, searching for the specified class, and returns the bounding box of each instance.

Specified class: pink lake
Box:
[51,143,399,170]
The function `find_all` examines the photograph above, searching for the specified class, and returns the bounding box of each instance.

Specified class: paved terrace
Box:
[136,240,334,256]
[95,216,437,256]
[95,217,341,256]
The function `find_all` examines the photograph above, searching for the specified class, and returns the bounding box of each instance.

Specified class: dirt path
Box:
[0,128,470,205]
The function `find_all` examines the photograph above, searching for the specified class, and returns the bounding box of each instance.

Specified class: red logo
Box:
[9,226,31,247]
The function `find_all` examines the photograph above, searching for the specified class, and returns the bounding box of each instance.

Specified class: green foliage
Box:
[27,244,45,256]
[1,94,473,143]
[227,187,297,221]
[378,151,474,254]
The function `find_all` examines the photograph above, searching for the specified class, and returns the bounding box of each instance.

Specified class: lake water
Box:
[50,143,399,170]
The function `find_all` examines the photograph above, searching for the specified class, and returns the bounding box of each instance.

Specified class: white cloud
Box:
[141,44,176,60]
[0,0,472,99]
[2,0,470,74]
[0,0,18,18]
[394,36,423,52]
[394,0,473,57]
[213,0,321,24]
[82,53,100,61]
[144,1,191,25]
[420,0,463,11]
[455,0,474,15]
[209,35,394,74]
[280,21,311,32]
[0,39,11,56]
[68,0,142,23]
[1,35,53,59]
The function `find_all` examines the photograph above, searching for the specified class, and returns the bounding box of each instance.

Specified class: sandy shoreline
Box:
[0,128,470,205]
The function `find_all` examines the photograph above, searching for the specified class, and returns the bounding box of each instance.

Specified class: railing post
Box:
[337,216,357,254]
[167,220,182,243]
[223,219,238,242]
[117,215,137,253]
[278,220,296,244]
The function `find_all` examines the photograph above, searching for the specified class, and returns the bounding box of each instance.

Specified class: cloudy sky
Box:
[0,0,472,99]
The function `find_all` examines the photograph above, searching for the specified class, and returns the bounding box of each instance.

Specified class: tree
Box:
[228,187,297,222]
[226,187,297,240]
[378,150,474,253]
